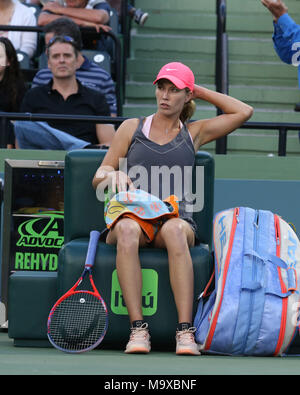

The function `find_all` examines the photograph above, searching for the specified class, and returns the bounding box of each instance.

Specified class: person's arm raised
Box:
[261,0,288,22]
[189,85,253,149]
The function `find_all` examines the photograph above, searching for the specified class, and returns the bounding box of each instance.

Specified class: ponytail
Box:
[180,99,196,124]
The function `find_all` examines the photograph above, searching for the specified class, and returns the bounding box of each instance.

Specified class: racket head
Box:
[47,289,108,353]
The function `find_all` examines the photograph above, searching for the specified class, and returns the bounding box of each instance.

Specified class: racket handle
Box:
[85,230,100,268]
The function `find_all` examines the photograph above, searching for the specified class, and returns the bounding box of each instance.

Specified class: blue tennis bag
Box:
[194,207,300,356]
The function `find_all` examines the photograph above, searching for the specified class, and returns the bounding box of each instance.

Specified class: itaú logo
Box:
[111,269,158,316]
[16,211,64,248]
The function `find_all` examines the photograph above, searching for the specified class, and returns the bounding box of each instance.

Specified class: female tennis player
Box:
[92,62,253,355]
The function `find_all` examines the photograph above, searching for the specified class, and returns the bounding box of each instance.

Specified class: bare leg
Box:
[153,218,195,324]
[153,218,200,355]
[106,217,148,323]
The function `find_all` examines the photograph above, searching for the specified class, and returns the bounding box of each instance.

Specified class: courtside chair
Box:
[58,149,215,350]
[8,149,214,349]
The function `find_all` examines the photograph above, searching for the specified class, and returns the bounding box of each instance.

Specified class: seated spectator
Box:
[107,0,148,26]
[14,35,115,150]
[32,18,117,116]
[0,0,37,59]
[37,0,112,50]
[0,37,27,148]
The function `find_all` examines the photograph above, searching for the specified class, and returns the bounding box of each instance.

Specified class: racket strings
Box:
[48,292,107,352]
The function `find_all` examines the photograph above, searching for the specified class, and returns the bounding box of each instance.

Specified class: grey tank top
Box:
[120,117,196,224]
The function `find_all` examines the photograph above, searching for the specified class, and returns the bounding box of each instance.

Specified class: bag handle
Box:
[245,249,287,268]
[243,250,297,297]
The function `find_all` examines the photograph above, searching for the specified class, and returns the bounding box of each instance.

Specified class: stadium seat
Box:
[7,149,215,349]
[58,149,215,350]
[37,52,47,69]
[16,51,30,70]
[81,50,111,74]
[102,7,121,63]
[109,7,119,35]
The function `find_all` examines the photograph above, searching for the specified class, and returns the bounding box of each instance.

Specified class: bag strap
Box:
[198,267,215,300]
[243,250,297,297]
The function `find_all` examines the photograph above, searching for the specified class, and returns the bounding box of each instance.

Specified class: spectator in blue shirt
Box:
[262,0,300,111]
[33,17,117,116]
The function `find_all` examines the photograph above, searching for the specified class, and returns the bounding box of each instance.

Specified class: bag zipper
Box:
[205,207,239,351]
[274,214,288,356]
[241,209,259,354]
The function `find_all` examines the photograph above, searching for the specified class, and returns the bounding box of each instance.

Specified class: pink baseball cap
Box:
[153,62,195,91]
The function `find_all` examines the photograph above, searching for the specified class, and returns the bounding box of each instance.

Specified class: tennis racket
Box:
[47,230,108,353]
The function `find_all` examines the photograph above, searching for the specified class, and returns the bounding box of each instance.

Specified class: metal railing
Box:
[240,122,300,157]
[215,0,228,155]
[0,25,123,116]
[0,112,298,156]
[0,112,126,148]
[0,112,126,126]
[214,0,299,156]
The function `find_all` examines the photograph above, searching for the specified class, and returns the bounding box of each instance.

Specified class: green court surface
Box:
[0,332,299,376]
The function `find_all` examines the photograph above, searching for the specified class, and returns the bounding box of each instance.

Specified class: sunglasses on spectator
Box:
[47,35,78,49]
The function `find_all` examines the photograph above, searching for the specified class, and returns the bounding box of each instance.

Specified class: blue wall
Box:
[214,179,300,238]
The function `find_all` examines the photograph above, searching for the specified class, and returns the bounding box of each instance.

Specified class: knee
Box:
[14,121,30,131]
[114,219,142,251]
[14,121,26,146]
[14,121,24,135]
[160,219,187,246]
[14,121,33,140]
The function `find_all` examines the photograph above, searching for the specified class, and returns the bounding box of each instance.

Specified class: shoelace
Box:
[176,327,197,344]
[129,323,149,340]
